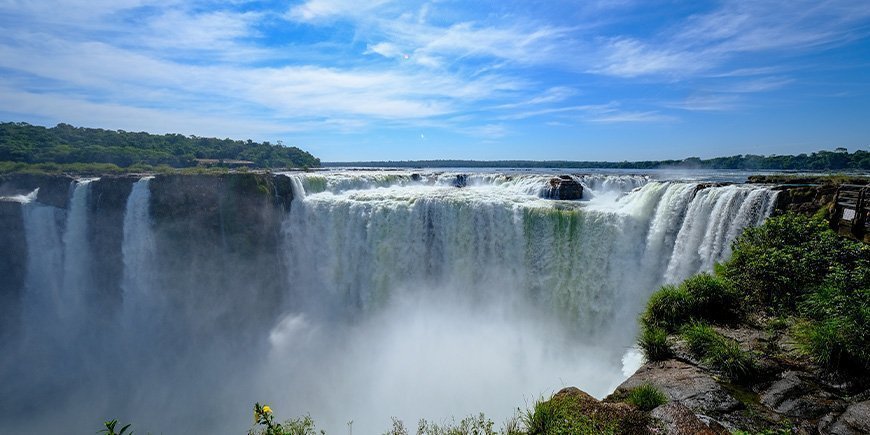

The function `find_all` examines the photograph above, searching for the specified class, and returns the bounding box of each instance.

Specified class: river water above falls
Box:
[0,170,778,434]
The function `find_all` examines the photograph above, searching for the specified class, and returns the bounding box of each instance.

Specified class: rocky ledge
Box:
[553,321,870,434]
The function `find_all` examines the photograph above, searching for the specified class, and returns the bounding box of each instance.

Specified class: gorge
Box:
[0,171,780,434]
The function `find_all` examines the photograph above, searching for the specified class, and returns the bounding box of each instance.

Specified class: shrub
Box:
[641,285,694,332]
[681,273,740,322]
[523,396,618,435]
[722,213,858,312]
[624,383,668,411]
[681,322,720,356]
[704,337,756,382]
[638,325,671,362]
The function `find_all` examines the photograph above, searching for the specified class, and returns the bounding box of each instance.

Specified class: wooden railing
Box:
[833,184,870,242]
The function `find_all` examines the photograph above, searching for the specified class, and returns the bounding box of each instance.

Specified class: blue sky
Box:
[1,0,869,161]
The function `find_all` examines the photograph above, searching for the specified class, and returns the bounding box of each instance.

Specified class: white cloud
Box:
[287,0,392,22]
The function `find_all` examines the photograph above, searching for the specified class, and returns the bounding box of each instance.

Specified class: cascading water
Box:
[121,177,156,322]
[0,171,779,435]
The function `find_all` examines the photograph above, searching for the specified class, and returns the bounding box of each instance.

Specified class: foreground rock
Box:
[612,360,741,414]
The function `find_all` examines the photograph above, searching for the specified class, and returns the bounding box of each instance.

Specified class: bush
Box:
[681,273,740,322]
[638,325,671,362]
[680,322,756,381]
[681,322,720,356]
[704,338,756,382]
[523,396,618,435]
[723,213,857,312]
[641,285,694,332]
[624,384,668,411]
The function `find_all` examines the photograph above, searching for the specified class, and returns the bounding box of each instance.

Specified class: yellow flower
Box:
[262,405,272,414]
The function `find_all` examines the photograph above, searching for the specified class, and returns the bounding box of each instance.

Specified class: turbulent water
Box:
[0,170,778,434]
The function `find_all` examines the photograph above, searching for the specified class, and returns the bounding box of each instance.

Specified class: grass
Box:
[641,285,695,332]
[522,396,618,435]
[638,325,671,362]
[623,384,668,411]
[680,322,756,382]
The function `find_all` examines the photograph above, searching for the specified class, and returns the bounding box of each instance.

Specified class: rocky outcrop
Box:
[452,174,468,188]
[650,402,725,435]
[0,172,295,343]
[612,360,741,414]
[620,321,870,434]
[823,400,870,434]
[542,175,583,200]
[0,173,74,208]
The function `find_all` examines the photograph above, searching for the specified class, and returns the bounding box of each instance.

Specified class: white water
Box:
[121,177,156,319]
[3,171,779,434]
[264,171,778,433]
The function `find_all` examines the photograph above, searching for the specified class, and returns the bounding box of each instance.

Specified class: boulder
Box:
[821,400,870,435]
[452,174,468,188]
[651,402,726,435]
[611,360,741,413]
[760,371,846,419]
[542,175,583,200]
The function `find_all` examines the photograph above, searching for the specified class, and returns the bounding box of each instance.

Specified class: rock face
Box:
[612,359,741,413]
[0,174,74,208]
[542,175,583,200]
[760,371,846,419]
[0,200,26,343]
[0,172,295,342]
[824,400,870,434]
[452,173,468,188]
[650,402,725,435]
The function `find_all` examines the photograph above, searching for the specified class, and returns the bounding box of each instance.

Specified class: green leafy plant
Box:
[98,419,132,435]
[624,383,668,411]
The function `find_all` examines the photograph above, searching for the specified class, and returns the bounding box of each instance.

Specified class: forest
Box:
[0,122,320,170]
[329,148,870,170]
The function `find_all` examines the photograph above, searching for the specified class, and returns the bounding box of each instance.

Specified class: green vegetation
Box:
[638,325,671,362]
[98,419,133,435]
[327,148,870,170]
[678,322,757,381]
[623,384,668,411]
[0,122,320,171]
[639,212,870,375]
[641,273,739,333]
[383,414,522,435]
[523,397,617,435]
[249,403,324,435]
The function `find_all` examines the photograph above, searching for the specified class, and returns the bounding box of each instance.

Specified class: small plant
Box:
[624,383,668,411]
[638,325,671,361]
[98,419,132,435]
[249,403,322,435]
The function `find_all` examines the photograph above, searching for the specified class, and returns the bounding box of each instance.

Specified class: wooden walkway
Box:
[833,184,870,242]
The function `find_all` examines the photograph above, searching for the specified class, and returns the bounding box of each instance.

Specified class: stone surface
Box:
[0,200,26,342]
[760,371,846,419]
[542,175,583,200]
[0,173,74,208]
[650,402,726,435]
[825,401,870,435]
[612,359,741,413]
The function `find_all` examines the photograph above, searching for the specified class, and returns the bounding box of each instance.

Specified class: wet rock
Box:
[542,175,583,200]
[650,402,726,435]
[612,360,741,413]
[452,174,468,188]
[0,173,74,208]
[823,400,870,435]
[760,371,846,419]
[0,200,26,342]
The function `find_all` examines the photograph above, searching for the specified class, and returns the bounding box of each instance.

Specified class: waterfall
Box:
[59,179,96,322]
[121,177,156,316]
[2,171,781,435]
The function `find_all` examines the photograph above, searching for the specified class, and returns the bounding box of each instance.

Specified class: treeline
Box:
[0,122,320,169]
[327,148,870,170]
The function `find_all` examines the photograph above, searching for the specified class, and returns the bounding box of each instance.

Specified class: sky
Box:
[1,0,869,161]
